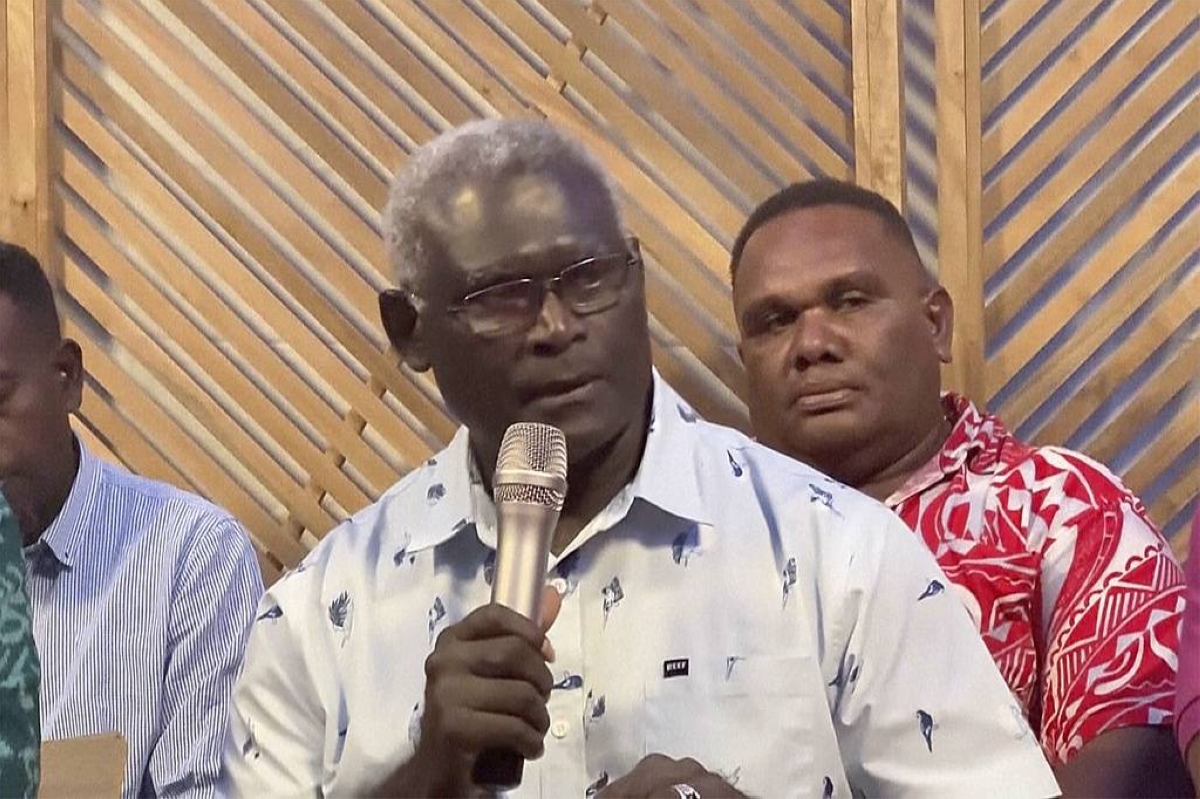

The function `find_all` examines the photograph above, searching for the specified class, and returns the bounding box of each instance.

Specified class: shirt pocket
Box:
[643,655,817,798]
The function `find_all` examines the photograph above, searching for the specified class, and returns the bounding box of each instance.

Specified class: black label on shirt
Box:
[663,658,689,679]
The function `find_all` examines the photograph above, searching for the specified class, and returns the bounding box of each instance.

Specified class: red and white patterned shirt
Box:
[887,393,1185,765]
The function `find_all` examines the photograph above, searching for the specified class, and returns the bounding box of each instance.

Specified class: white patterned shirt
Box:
[222,375,1058,798]
[25,440,263,797]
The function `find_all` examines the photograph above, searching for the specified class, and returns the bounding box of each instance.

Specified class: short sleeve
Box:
[1037,462,1184,763]
[830,509,1059,798]
[219,576,327,796]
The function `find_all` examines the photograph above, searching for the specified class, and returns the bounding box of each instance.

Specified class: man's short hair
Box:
[0,241,61,340]
[383,118,621,302]
[729,179,927,286]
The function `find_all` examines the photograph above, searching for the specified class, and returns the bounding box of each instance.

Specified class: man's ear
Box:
[378,290,430,372]
[925,286,954,364]
[52,338,84,413]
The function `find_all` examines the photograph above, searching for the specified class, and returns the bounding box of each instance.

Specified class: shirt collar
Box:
[886,392,1007,507]
[407,370,711,555]
[34,437,101,568]
[623,371,711,526]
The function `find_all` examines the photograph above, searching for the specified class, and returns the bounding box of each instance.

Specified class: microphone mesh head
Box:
[494,423,567,511]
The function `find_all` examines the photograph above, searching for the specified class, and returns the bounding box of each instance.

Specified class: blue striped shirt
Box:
[24,441,263,798]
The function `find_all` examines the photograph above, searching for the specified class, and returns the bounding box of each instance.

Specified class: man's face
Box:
[393,164,653,469]
[732,204,952,484]
[0,295,81,528]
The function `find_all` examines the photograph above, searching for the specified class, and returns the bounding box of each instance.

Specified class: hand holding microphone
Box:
[399,423,567,797]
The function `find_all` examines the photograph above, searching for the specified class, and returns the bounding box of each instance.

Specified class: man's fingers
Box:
[427,636,554,696]
[440,705,549,761]
[541,583,563,631]
[432,675,551,734]
[599,755,723,799]
[541,583,563,661]
[448,603,545,648]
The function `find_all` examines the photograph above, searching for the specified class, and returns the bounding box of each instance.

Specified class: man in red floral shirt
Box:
[730,179,1191,796]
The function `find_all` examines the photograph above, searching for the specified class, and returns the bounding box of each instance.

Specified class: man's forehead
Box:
[422,168,615,275]
[740,205,919,285]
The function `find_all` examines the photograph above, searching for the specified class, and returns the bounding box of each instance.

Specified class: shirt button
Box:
[550,720,570,739]
[550,577,568,595]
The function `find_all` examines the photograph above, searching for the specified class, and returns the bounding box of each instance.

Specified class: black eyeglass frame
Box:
[442,237,643,339]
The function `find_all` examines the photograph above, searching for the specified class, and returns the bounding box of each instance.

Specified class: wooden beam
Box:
[2,0,51,270]
[851,0,905,209]
[935,0,986,403]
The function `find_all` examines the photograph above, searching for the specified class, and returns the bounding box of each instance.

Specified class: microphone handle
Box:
[472,501,558,791]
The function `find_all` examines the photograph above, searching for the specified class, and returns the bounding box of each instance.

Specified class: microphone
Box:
[472,422,568,790]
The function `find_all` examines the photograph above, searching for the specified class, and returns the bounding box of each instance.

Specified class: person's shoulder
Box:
[691,419,902,550]
[96,457,249,539]
[990,434,1145,511]
[271,454,451,596]
[734,432,893,519]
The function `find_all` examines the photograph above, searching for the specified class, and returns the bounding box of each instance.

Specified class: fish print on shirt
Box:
[553,673,583,691]
[279,559,312,583]
[782,557,797,608]
[255,605,283,623]
[407,702,423,749]
[554,550,582,597]
[333,724,349,764]
[917,579,945,601]
[602,576,624,625]
[917,710,936,752]
[393,532,416,568]
[586,772,610,798]
[241,718,261,761]
[829,652,861,693]
[428,596,447,643]
[672,526,701,566]
[727,450,744,478]
[426,483,446,505]
[822,775,834,799]
[585,690,606,726]
[677,403,697,423]
[725,655,746,681]
[808,483,842,517]
[483,550,497,587]
[328,592,352,647]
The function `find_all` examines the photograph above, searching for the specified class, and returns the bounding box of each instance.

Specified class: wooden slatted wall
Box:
[2,0,1193,574]
[27,0,859,576]
[978,0,1197,549]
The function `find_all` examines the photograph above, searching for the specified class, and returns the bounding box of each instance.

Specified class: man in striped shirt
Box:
[0,241,264,797]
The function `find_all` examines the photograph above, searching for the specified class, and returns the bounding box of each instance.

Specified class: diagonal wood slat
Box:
[7,0,1186,571]
[981,0,1197,554]
[34,0,857,567]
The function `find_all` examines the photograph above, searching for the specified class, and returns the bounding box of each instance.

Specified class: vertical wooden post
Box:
[851,0,906,212]
[935,0,986,403]
[2,0,52,276]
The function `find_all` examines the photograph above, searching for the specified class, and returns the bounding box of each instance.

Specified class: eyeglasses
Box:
[446,243,641,339]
